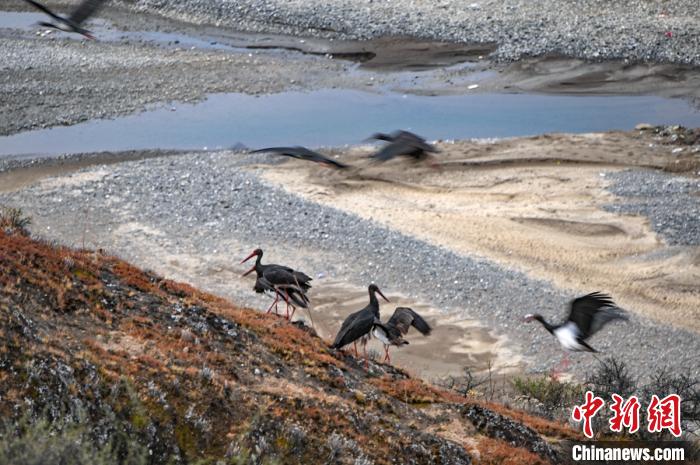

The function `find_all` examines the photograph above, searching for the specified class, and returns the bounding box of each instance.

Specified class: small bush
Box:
[513,376,584,420]
[586,357,635,399]
[0,415,148,465]
[0,206,31,235]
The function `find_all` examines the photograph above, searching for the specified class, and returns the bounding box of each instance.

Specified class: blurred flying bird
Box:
[372,307,432,363]
[23,0,108,39]
[367,130,439,165]
[251,146,349,169]
[524,292,628,374]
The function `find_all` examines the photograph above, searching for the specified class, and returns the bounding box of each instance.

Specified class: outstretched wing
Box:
[370,141,416,161]
[251,146,311,158]
[251,146,347,169]
[68,0,107,25]
[387,307,432,336]
[567,292,626,340]
[67,0,107,25]
[392,131,438,153]
[22,0,62,20]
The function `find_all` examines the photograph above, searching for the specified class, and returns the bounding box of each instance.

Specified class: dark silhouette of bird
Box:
[241,248,312,319]
[23,0,108,39]
[524,292,628,374]
[372,307,432,363]
[367,130,439,165]
[252,269,309,318]
[251,146,348,169]
[331,284,390,368]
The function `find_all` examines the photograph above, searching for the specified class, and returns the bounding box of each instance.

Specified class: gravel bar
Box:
[604,169,700,246]
[120,0,700,65]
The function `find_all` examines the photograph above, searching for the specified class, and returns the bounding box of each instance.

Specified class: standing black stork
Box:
[241,248,312,319]
[331,284,390,369]
[372,307,432,363]
[524,292,628,373]
[251,146,349,169]
[22,0,108,39]
[367,130,440,166]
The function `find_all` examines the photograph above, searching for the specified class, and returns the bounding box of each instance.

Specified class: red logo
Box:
[572,392,683,437]
[647,394,682,437]
[609,394,640,434]
[572,391,605,438]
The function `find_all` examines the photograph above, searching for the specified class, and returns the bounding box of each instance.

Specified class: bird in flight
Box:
[23,0,108,39]
[367,130,440,165]
[251,146,349,169]
[524,292,628,374]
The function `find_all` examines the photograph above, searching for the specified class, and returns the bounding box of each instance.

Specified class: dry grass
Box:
[475,437,551,465]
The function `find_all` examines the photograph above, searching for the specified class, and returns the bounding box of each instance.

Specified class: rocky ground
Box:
[117,0,700,65]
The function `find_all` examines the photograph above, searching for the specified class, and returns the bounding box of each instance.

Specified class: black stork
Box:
[241,248,312,319]
[251,146,349,169]
[372,307,432,363]
[331,284,390,368]
[23,0,108,39]
[367,130,440,166]
[524,292,628,372]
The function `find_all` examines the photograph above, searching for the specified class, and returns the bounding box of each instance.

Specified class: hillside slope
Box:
[0,228,577,464]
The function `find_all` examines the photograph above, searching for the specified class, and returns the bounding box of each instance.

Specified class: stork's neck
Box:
[534,315,555,334]
[368,291,381,316]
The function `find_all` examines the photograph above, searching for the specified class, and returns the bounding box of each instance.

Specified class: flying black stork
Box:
[372,307,432,363]
[241,248,312,319]
[367,130,440,167]
[524,292,628,374]
[251,146,349,169]
[23,0,108,39]
[331,284,390,369]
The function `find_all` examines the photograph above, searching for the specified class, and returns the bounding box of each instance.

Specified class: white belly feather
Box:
[553,322,586,352]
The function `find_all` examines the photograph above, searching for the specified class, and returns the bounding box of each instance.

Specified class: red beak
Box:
[240,250,258,264]
[241,265,256,277]
[376,288,390,303]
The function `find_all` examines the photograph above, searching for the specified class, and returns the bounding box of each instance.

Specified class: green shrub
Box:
[0,206,31,235]
[513,376,583,419]
[0,415,148,465]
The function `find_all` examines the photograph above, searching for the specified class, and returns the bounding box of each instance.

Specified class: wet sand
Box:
[283,280,523,381]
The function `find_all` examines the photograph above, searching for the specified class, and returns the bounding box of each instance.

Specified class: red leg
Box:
[266,294,279,314]
[383,345,389,363]
[363,341,368,370]
[353,342,358,357]
[561,353,571,371]
[289,306,296,320]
